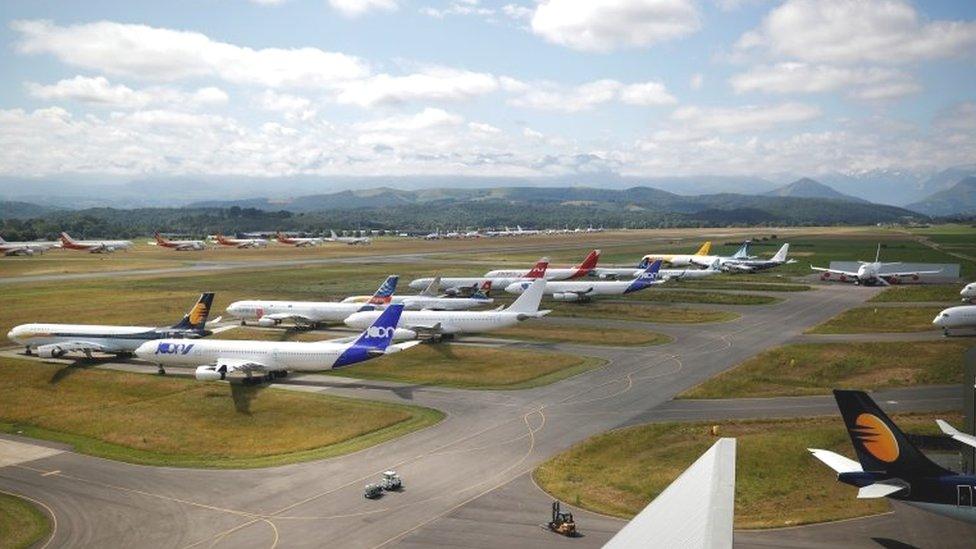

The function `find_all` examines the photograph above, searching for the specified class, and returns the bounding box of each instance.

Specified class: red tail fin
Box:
[154,232,170,245]
[275,232,290,244]
[59,232,74,245]
[525,258,549,279]
[570,249,601,278]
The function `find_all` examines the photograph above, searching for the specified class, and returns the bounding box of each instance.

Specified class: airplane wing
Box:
[37,340,115,356]
[203,358,268,379]
[260,313,318,326]
[402,322,444,334]
[810,265,858,277]
[604,438,735,549]
[881,269,944,278]
[936,419,976,450]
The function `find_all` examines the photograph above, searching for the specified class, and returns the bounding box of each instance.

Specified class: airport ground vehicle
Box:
[364,484,383,499]
[381,471,402,491]
[547,500,578,537]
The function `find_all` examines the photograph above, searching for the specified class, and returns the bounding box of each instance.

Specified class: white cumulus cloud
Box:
[26,75,228,109]
[668,102,821,134]
[731,63,920,100]
[335,67,499,107]
[329,0,398,18]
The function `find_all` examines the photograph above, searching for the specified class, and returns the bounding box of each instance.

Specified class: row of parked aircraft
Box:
[158,231,372,250]
[422,225,605,240]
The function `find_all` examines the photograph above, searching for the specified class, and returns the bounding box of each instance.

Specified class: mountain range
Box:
[906,177,976,216]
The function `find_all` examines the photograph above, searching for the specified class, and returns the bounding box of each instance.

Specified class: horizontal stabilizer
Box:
[808,449,862,474]
[857,479,908,499]
[936,419,976,450]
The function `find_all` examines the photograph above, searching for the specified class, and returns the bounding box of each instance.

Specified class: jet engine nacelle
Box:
[195,365,226,381]
[394,328,418,340]
[36,344,66,358]
[552,292,582,302]
[104,246,116,253]
[256,317,280,327]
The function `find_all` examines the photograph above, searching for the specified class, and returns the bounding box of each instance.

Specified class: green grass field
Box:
[0,492,50,549]
[491,323,671,346]
[869,284,966,303]
[680,341,967,399]
[810,306,943,334]
[630,289,779,305]
[534,414,956,529]
[0,357,442,468]
[677,280,811,292]
[551,302,739,324]
[326,344,603,389]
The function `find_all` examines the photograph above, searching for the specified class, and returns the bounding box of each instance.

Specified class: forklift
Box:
[547,500,578,537]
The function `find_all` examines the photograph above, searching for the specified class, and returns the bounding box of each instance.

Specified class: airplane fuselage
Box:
[933,305,976,333]
[343,295,492,311]
[409,276,532,293]
[225,300,371,325]
[139,338,350,372]
[344,309,534,335]
[838,471,976,525]
[7,323,203,356]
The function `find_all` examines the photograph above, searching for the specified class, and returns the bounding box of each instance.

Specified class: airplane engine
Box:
[394,328,418,340]
[195,365,226,381]
[256,317,280,327]
[36,345,65,358]
[104,246,116,252]
[552,292,582,302]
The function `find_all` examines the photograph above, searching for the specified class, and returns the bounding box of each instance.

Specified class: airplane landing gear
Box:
[24,346,32,356]
[157,365,166,375]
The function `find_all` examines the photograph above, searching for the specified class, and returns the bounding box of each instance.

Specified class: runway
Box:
[2,283,974,547]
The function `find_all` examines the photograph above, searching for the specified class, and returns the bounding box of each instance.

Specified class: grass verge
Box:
[326,344,604,389]
[810,306,943,334]
[677,281,811,292]
[491,324,671,346]
[868,284,966,303]
[551,302,739,324]
[630,290,779,305]
[680,341,967,399]
[0,357,442,468]
[534,414,956,529]
[0,492,50,549]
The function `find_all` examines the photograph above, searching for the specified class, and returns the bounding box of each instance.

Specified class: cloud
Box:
[619,81,677,106]
[335,67,499,107]
[11,19,369,87]
[689,73,703,90]
[26,76,228,109]
[730,63,920,100]
[329,0,398,17]
[255,90,317,121]
[735,0,976,64]
[667,102,821,134]
[530,0,700,52]
[509,79,676,111]
[353,108,464,132]
[421,1,494,19]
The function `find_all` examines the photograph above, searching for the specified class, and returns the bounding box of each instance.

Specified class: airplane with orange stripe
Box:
[214,233,268,248]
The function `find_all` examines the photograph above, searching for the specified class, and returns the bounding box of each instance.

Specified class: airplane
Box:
[642,241,712,267]
[604,437,735,548]
[344,278,550,340]
[214,233,268,248]
[504,260,665,302]
[484,250,600,281]
[275,231,323,247]
[408,258,550,295]
[7,293,217,361]
[0,236,59,256]
[343,278,494,311]
[811,244,942,286]
[328,230,371,245]
[59,232,133,253]
[136,304,420,381]
[961,282,976,303]
[811,389,976,525]
[591,257,723,281]
[225,275,398,327]
[153,232,205,251]
[707,243,794,273]
[932,304,976,336]
[687,241,754,269]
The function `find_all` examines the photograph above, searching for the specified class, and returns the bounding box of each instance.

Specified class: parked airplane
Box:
[344,278,494,311]
[408,258,549,295]
[137,304,419,381]
[811,390,976,525]
[0,236,58,256]
[60,232,132,253]
[642,241,712,267]
[932,304,976,336]
[275,232,323,247]
[225,275,398,327]
[591,257,722,280]
[328,230,371,245]
[344,278,549,340]
[687,241,753,269]
[706,243,794,273]
[811,244,942,286]
[962,282,976,303]
[7,293,216,360]
[214,234,268,248]
[154,232,205,251]
[505,261,665,301]
[484,250,600,281]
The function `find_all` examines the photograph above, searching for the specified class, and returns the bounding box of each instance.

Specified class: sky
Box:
[0,0,974,182]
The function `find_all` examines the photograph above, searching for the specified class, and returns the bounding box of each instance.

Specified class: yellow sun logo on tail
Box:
[854,413,900,463]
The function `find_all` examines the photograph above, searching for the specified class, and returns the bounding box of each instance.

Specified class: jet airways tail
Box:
[366,275,399,306]
[771,243,789,263]
[171,293,215,331]
[695,241,712,256]
[506,278,546,314]
[525,258,549,279]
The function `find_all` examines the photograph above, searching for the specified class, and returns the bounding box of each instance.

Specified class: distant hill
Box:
[763,178,869,203]
[906,177,976,216]
[0,201,63,220]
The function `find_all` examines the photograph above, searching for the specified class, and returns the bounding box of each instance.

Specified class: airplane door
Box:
[957,485,972,507]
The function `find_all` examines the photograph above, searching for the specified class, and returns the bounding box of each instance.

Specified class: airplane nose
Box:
[134,341,155,359]
[932,314,944,326]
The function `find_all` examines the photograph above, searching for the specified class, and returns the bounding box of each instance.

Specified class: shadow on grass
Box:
[229,382,267,415]
[48,356,119,385]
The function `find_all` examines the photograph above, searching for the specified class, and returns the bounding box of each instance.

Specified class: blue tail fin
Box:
[361,275,398,310]
[171,293,214,330]
[637,257,650,269]
[624,260,663,294]
[352,304,404,348]
[640,259,662,278]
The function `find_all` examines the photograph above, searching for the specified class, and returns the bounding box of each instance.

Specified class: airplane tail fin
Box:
[154,232,170,245]
[875,243,881,263]
[0,235,6,243]
[574,249,601,275]
[732,241,751,259]
[352,304,404,349]
[275,231,288,244]
[695,241,712,256]
[637,257,650,269]
[525,258,550,279]
[420,276,440,297]
[331,230,339,239]
[60,232,75,245]
[366,275,399,306]
[171,293,215,330]
[832,389,948,477]
[506,278,545,314]
[472,280,492,299]
[772,243,789,263]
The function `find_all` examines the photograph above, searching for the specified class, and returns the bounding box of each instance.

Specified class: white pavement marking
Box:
[0,438,63,467]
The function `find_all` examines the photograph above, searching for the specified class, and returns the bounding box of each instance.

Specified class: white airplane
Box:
[275,231,323,247]
[961,282,976,303]
[642,241,712,267]
[704,243,794,273]
[591,258,722,280]
[344,278,549,340]
[7,293,218,361]
[214,234,268,248]
[409,258,549,295]
[484,250,600,281]
[153,232,205,251]
[344,278,494,311]
[0,235,59,256]
[505,261,665,302]
[137,304,420,381]
[811,244,942,286]
[932,305,976,336]
[226,275,398,327]
[59,232,132,253]
[687,241,753,269]
[328,230,371,245]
